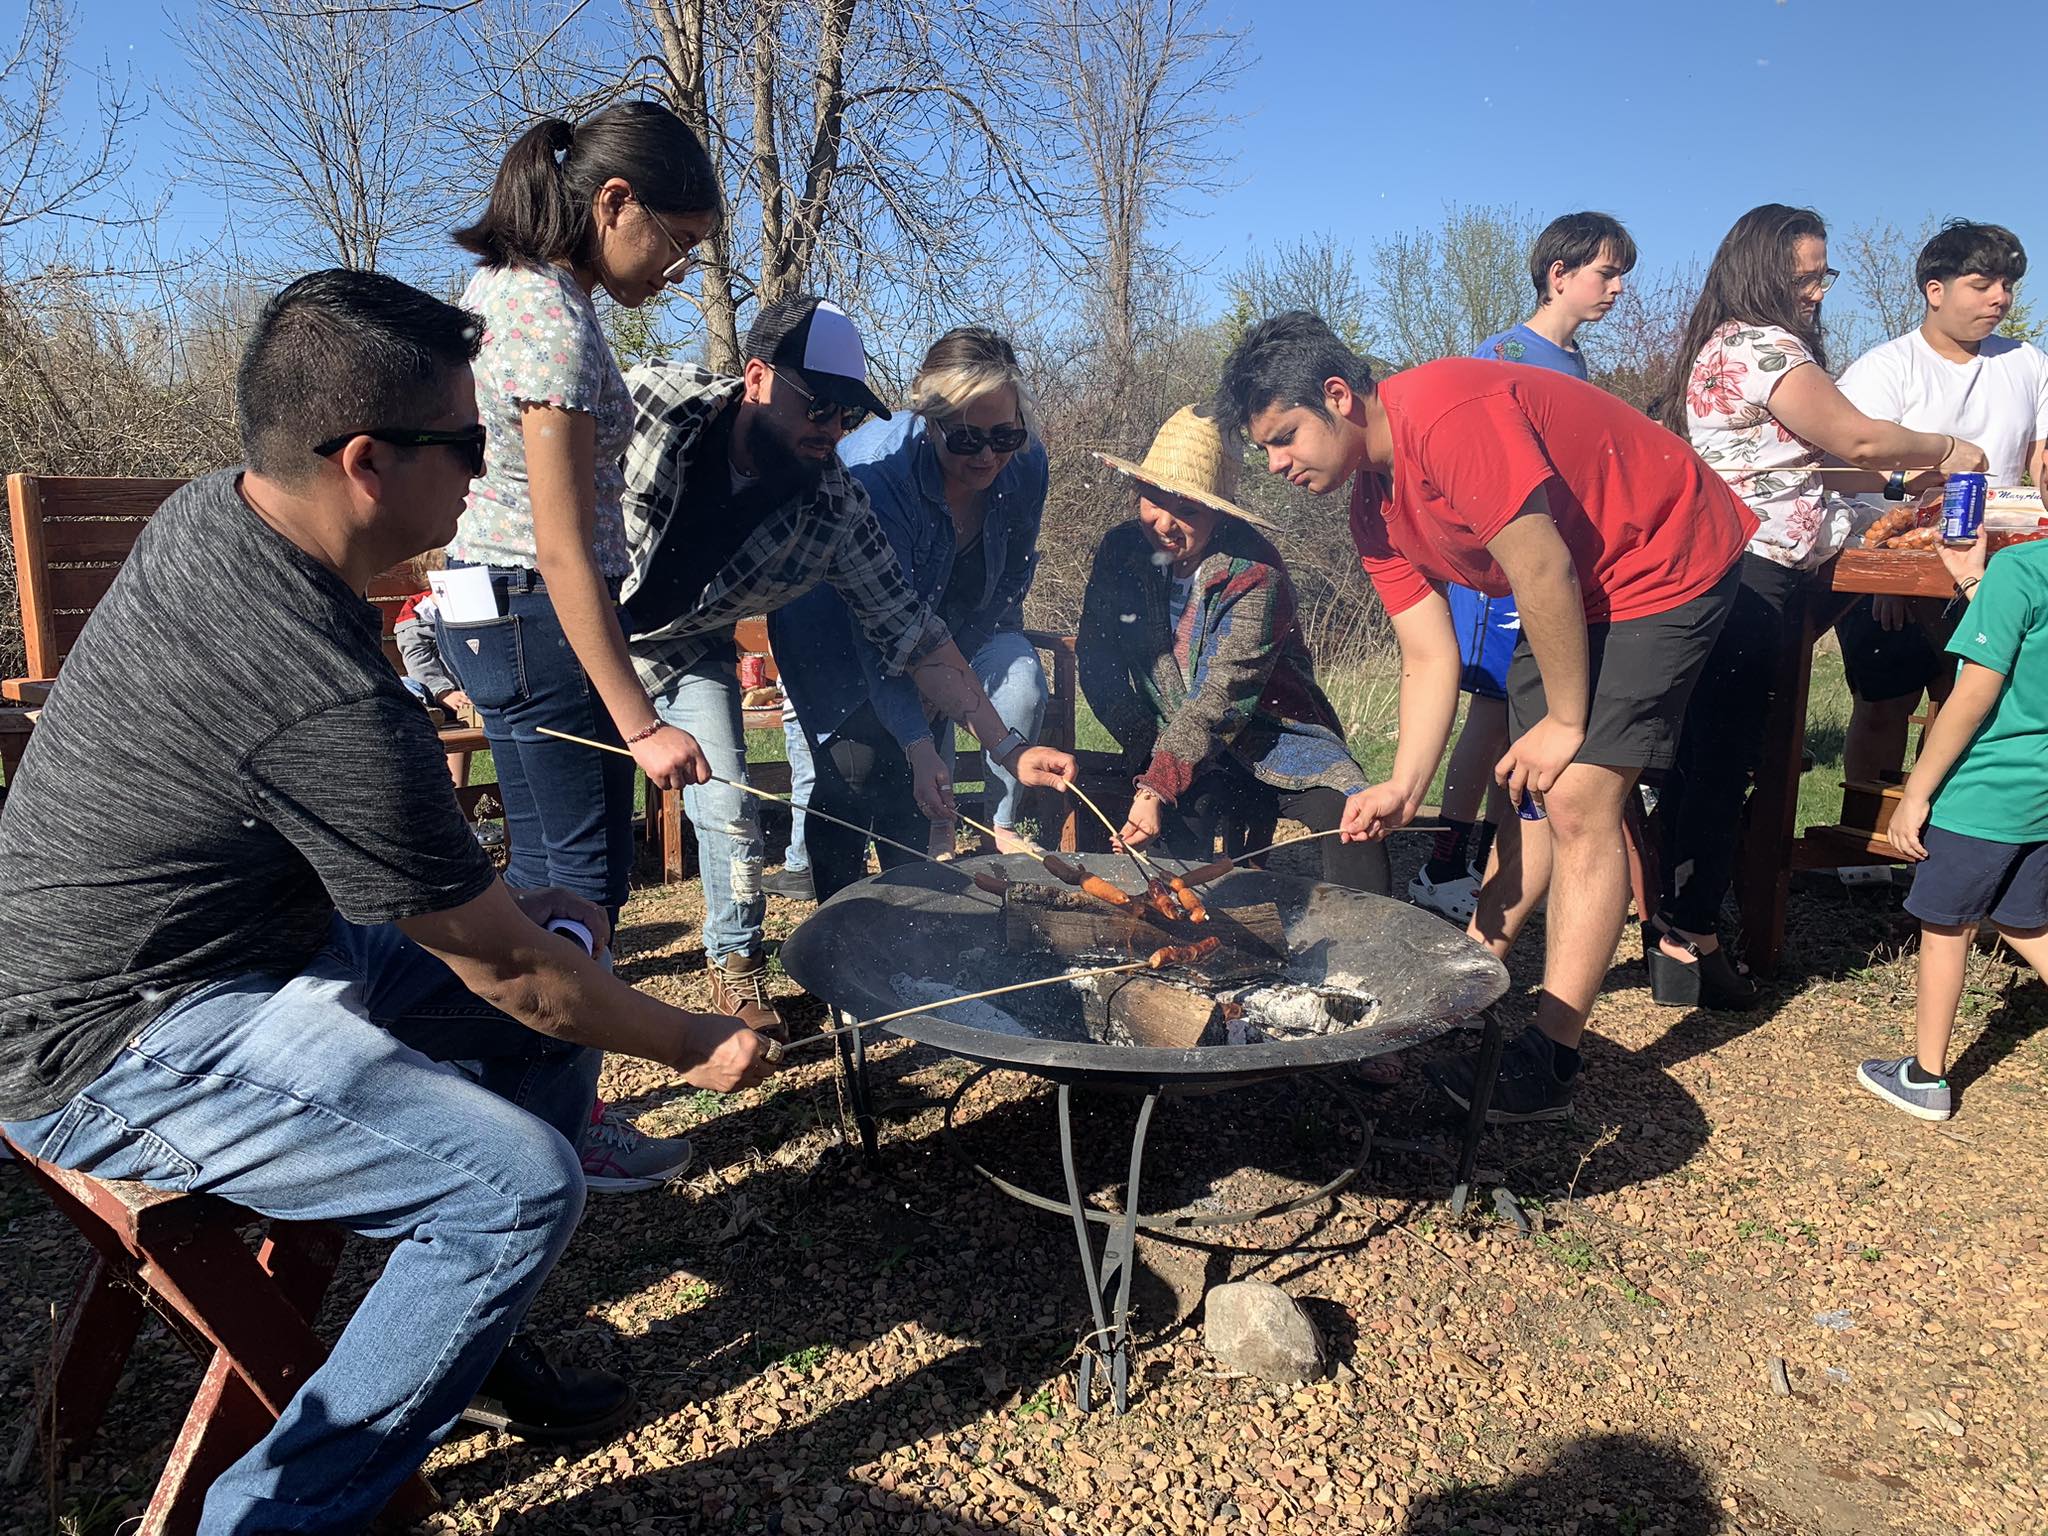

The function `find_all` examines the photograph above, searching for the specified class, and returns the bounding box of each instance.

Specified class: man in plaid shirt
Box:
[621,296,1073,1032]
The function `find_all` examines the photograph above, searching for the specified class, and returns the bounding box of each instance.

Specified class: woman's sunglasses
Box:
[771,367,870,431]
[314,424,488,479]
[939,422,1029,456]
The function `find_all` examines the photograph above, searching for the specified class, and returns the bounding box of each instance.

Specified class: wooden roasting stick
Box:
[1170,818,1452,888]
[533,726,937,864]
[765,937,1222,1060]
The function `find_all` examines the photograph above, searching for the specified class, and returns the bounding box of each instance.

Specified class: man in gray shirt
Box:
[0,270,772,1532]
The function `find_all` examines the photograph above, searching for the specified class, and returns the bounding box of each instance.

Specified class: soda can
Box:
[1942,473,1987,545]
[1516,788,1546,822]
[737,653,769,689]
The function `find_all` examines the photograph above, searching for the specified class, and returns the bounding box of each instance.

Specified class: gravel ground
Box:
[3,838,2043,1536]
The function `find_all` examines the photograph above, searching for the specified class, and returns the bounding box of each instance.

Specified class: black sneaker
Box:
[762,865,817,902]
[1429,1024,1576,1124]
[460,1334,634,1443]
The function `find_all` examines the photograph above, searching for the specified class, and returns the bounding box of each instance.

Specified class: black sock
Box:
[1471,821,1499,874]
[1426,819,1474,882]
[1903,1059,1945,1086]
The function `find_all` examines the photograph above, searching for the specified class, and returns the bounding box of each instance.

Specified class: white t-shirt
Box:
[1837,331,2048,487]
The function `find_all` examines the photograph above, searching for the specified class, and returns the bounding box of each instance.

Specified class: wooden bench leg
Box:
[662,784,686,883]
[136,1220,434,1530]
[7,1252,146,1483]
[445,750,471,789]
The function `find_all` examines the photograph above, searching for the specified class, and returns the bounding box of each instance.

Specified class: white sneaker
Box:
[1408,869,1479,924]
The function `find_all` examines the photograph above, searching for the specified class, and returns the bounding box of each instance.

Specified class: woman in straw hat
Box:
[1078,405,1389,897]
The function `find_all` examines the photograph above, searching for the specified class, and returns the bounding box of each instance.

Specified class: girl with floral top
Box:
[441,103,721,1194]
[443,102,719,930]
[1647,204,1988,1009]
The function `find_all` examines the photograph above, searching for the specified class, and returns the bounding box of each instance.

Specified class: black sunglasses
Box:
[770,367,870,432]
[939,421,1029,456]
[315,424,487,479]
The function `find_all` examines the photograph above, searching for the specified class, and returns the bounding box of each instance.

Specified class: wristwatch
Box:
[1883,471,1908,501]
[991,726,1030,766]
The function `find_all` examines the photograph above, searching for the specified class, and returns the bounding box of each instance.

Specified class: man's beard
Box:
[738,411,829,508]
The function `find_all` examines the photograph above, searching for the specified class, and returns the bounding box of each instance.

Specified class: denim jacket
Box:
[770,414,1048,748]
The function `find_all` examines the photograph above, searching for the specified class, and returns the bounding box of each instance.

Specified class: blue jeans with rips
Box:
[653,655,765,961]
[0,918,598,1535]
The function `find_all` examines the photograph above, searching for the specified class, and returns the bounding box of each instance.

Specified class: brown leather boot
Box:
[709,952,787,1043]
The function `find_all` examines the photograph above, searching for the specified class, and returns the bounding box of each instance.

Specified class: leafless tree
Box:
[1224,232,1378,361]
[1370,202,1540,368]
[1837,218,1935,345]
[1581,263,1700,415]
[1021,0,1245,450]
[0,0,144,269]
[169,0,455,272]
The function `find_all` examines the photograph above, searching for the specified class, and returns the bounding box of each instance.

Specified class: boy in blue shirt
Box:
[1410,212,1638,921]
[1864,533,2048,1120]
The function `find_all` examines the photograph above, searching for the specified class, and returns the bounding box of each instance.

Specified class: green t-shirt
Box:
[1930,540,2048,843]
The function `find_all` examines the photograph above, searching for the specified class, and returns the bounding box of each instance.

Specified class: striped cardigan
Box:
[1077,516,1365,803]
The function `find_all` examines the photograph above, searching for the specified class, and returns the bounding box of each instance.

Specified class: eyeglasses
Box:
[633,199,698,283]
[314,424,487,479]
[771,366,869,432]
[1795,266,1840,296]
[939,421,1029,456]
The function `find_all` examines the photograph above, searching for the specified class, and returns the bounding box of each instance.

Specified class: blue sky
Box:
[75,0,2048,329]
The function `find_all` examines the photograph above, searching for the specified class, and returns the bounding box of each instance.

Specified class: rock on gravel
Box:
[1203,1280,1327,1384]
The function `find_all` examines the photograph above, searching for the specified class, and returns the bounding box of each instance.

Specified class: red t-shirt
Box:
[1349,359,1758,623]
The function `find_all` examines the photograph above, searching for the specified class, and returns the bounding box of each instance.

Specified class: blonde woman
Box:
[770,327,1049,899]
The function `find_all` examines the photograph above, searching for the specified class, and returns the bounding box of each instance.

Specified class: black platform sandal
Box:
[1642,920,1761,1011]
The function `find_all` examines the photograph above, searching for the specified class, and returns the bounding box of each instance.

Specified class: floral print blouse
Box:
[1683,322,1834,569]
[445,262,633,578]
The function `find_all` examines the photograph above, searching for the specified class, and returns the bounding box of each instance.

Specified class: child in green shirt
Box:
[1865,533,2048,1120]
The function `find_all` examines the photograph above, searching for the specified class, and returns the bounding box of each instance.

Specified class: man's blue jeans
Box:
[653,656,765,961]
[0,920,597,1534]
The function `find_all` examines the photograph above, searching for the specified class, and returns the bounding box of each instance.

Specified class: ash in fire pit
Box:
[1221,979,1382,1039]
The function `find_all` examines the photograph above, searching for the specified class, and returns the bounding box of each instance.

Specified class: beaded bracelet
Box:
[624,719,665,746]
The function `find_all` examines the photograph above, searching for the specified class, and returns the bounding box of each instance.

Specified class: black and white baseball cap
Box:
[743,294,892,421]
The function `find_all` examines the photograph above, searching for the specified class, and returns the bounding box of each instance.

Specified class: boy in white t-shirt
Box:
[1836,221,2048,786]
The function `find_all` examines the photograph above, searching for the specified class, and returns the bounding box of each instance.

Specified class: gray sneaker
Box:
[1857,1057,1952,1121]
[579,1103,693,1193]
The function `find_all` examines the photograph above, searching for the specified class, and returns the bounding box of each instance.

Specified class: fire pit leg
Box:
[832,1010,880,1162]
[1058,1084,1157,1415]
[1449,1006,1508,1218]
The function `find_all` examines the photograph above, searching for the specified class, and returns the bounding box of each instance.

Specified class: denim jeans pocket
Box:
[440,615,527,712]
[37,1095,200,1191]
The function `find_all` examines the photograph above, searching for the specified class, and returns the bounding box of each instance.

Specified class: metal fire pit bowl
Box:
[781,852,1508,1087]
[781,852,1511,1413]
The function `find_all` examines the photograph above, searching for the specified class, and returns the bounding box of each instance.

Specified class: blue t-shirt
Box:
[1470,323,1589,382]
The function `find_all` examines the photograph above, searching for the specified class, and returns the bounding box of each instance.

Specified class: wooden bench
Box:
[646,620,1080,881]
[4,474,498,824]
[0,1130,436,1532]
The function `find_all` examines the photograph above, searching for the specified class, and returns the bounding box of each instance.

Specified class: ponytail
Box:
[454,101,721,269]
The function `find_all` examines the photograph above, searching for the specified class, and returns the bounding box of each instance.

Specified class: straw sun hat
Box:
[1094,405,1279,531]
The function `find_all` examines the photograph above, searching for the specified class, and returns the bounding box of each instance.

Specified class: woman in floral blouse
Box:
[1647,204,1987,1009]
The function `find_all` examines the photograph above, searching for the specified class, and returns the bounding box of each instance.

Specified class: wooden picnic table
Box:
[1735,546,1966,977]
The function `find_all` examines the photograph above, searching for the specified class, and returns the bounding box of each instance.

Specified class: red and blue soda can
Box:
[1942,473,1987,546]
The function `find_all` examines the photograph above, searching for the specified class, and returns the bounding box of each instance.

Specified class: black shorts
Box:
[1506,561,1739,772]
[1835,596,1952,704]
[1903,827,2048,929]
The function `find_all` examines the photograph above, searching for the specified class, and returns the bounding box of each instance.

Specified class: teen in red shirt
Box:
[1217,314,1755,1123]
